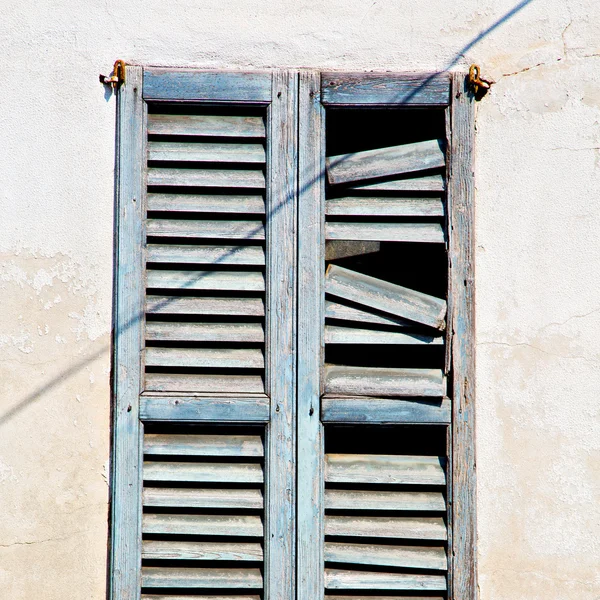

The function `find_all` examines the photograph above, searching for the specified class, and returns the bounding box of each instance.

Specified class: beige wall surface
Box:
[1,1,599,598]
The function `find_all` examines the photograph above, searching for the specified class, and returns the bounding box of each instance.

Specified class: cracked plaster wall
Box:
[1,0,599,598]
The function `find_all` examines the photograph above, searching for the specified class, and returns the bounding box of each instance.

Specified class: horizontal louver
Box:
[144,108,267,394]
[142,427,265,599]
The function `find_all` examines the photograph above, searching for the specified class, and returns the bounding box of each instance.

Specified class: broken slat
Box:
[325,516,447,540]
[145,322,264,343]
[147,244,265,265]
[325,542,446,570]
[327,140,445,185]
[325,568,446,591]
[142,566,263,588]
[146,296,265,317]
[147,193,265,214]
[325,489,446,512]
[326,196,444,217]
[143,540,264,561]
[148,167,265,188]
[148,141,266,163]
[145,347,265,369]
[347,173,445,192]
[146,219,264,239]
[145,373,265,393]
[325,365,446,397]
[326,222,444,243]
[144,433,264,456]
[143,514,263,537]
[325,299,410,328]
[143,487,264,509]
[326,265,446,330]
[146,270,265,291]
[327,597,443,600]
[147,114,266,138]
[326,454,446,485]
[143,461,263,483]
[325,325,443,345]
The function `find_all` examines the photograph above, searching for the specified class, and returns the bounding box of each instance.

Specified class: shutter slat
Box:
[145,373,265,393]
[326,222,444,243]
[148,167,265,189]
[143,514,263,537]
[325,299,410,328]
[149,141,266,163]
[325,542,446,570]
[147,244,265,265]
[143,540,264,561]
[326,597,444,600]
[147,270,265,291]
[325,568,446,591]
[148,193,265,214]
[147,114,266,138]
[145,347,264,369]
[143,487,264,509]
[326,265,446,330]
[142,596,262,600]
[142,566,263,588]
[147,219,265,240]
[327,140,445,185]
[347,173,445,192]
[146,322,264,342]
[325,365,446,397]
[326,197,444,217]
[325,516,447,540]
[146,296,265,316]
[325,325,443,345]
[325,489,446,511]
[144,433,264,456]
[144,462,263,483]
[326,454,446,485]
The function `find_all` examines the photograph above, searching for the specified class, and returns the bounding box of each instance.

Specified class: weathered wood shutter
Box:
[298,72,475,600]
[112,67,297,600]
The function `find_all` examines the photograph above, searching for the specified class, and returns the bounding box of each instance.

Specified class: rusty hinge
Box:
[467,64,491,100]
[100,60,126,89]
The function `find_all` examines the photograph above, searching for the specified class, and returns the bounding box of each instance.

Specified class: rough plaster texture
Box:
[1,1,599,598]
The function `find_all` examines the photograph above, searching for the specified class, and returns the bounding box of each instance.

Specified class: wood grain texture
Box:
[147,193,266,214]
[325,569,446,591]
[146,269,265,291]
[146,218,264,239]
[346,173,445,192]
[145,373,265,394]
[143,461,264,483]
[326,265,447,330]
[145,322,264,343]
[145,347,264,369]
[142,596,261,600]
[147,114,266,137]
[327,140,445,185]
[297,70,326,600]
[265,69,298,600]
[326,597,443,600]
[143,68,272,103]
[143,487,264,509]
[324,488,446,511]
[142,566,263,588]
[325,365,447,397]
[321,396,451,424]
[325,454,446,485]
[146,244,266,265]
[142,514,263,536]
[140,395,270,422]
[148,167,266,188]
[326,196,444,217]
[142,540,264,561]
[326,222,445,243]
[320,72,451,106]
[148,141,266,163]
[143,433,264,456]
[110,65,144,600]
[449,71,477,600]
[325,325,443,345]
[325,299,410,328]
[325,515,447,540]
[146,295,265,316]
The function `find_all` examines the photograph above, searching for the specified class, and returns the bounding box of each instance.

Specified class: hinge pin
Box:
[100,60,126,89]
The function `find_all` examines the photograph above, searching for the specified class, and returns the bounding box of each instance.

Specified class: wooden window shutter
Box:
[297,71,476,600]
[111,67,297,600]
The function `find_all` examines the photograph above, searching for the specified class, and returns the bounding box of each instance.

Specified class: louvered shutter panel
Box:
[112,68,297,600]
[297,71,473,600]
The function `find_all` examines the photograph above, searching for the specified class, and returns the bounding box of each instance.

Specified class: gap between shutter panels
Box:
[144,106,268,395]
[141,425,265,597]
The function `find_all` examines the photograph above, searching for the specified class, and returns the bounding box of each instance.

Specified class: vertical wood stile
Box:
[449,71,477,600]
[111,66,145,600]
[265,70,298,600]
[297,70,326,600]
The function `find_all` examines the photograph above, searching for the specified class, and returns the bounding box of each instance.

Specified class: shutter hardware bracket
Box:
[100,60,126,89]
[467,64,491,100]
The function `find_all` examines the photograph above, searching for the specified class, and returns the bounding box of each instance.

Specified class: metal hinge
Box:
[467,64,491,100]
[100,60,126,89]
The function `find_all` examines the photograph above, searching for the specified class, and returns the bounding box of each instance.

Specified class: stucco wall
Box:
[1,1,599,598]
